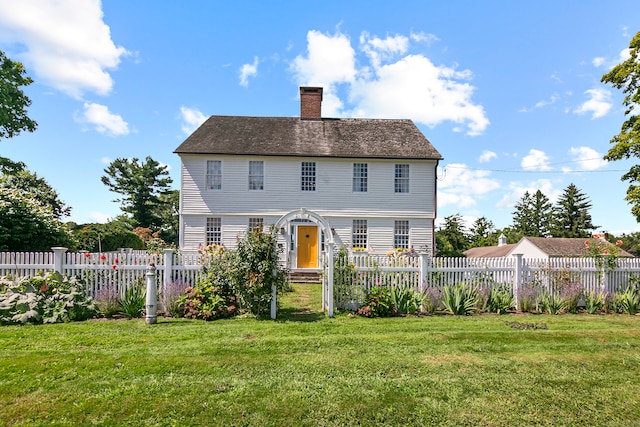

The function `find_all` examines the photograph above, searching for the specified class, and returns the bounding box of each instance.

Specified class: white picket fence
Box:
[2,248,640,308]
[331,252,640,307]
[0,248,205,297]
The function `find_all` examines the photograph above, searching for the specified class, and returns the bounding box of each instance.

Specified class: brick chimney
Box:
[300,86,323,120]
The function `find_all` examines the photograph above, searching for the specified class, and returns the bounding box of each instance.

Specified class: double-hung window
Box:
[249,217,264,231]
[394,220,409,249]
[395,164,409,193]
[353,163,368,192]
[301,162,316,191]
[248,161,264,191]
[206,160,222,190]
[352,219,368,250]
[206,217,222,245]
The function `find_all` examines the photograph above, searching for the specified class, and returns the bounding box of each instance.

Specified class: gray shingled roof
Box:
[464,244,516,258]
[523,237,634,257]
[174,116,442,160]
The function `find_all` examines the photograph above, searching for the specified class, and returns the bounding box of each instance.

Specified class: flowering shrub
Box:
[161,280,189,318]
[420,286,442,315]
[585,238,623,271]
[357,286,397,317]
[178,227,287,319]
[94,283,121,317]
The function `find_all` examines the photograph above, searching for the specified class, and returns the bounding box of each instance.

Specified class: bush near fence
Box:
[330,251,640,310]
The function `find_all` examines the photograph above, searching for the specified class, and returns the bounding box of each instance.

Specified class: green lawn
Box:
[1,283,639,426]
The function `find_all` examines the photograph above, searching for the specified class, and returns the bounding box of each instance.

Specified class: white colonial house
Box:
[174,87,443,273]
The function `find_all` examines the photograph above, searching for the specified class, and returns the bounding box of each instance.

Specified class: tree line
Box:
[436,183,640,257]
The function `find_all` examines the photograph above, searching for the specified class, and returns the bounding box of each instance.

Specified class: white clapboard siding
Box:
[179,154,437,251]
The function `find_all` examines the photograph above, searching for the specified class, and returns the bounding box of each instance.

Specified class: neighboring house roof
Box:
[513,237,634,258]
[465,237,634,258]
[174,116,443,160]
[464,244,516,258]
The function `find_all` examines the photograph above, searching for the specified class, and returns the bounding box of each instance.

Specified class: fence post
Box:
[163,248,175,296]
[327,242,334,317]
[145,264,157,325]
[51,247,68,274]
[419,252,428,289]
[513,253,523,310]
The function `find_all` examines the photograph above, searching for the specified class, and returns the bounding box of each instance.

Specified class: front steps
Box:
[288,270,321,284]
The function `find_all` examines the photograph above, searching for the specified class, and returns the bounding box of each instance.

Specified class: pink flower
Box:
[603,249,609,255]
[114,258,119,264]
[112,265,117,269]
[84,253,91,258]
[100,254,106,260]
[616,240,623,246]
[584,240,590,249]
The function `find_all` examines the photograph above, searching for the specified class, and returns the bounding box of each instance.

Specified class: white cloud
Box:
[180,106,207,135]
[349,55,489,135]
[89,211,112,224]
[77,102,129,136]
[360,32,409,69]
[573,88,612,119]
[534,93,559,108]
[592,57,605,67]
[479,150,497,163]
[410,31,439,45]
[566,146,608,172]
[290,30,489,135]
[438,163,500,208]
[291,30,357,89]
[521,149,550,171]
[0,0,129,99]
[239,56,259,87]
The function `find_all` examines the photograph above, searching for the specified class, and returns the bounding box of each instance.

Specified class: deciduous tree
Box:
[0,50,37,140]
[601,31,640,222]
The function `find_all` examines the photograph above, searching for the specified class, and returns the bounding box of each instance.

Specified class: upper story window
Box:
[394,220,409,249]
[352,219,368,250]
[206,160,222,190]
[206,217,222,245]
[301,161,316,191]
[352,163,368,192]
[248,161,264,191]
[395,164,409,193]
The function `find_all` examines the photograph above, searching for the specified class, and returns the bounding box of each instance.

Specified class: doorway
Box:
[296,225,318,268]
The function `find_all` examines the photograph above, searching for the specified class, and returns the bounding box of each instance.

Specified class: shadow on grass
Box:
[275,307,326,322]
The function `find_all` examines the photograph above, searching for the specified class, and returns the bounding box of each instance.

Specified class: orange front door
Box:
[297,225,318,268]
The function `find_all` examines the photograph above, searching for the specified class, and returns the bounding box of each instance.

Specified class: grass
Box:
[1,283,639,426]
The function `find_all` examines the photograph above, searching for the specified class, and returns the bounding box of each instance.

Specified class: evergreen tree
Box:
[468,216,495,248]
[512,190,554,237]
[101,156,173,229]
[435,214,469,257]
[552,183,597,238]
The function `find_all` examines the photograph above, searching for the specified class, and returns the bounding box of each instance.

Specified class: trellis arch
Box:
[270,208,335,318]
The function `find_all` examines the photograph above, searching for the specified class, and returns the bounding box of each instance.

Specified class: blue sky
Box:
[1,0,639,235]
